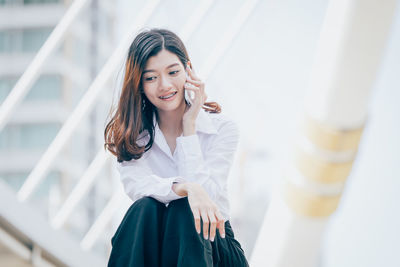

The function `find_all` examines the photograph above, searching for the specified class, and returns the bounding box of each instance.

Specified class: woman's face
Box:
[141,49,186,112]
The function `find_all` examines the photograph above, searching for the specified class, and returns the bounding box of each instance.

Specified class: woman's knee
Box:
[164,197,197,233]
[134,196,163,209]
[167,197,192,216]
[112,197,165,243]
[124,196,165,221]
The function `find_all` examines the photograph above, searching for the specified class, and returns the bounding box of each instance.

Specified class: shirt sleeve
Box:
[117,158,187,205]
[175,119,240,201]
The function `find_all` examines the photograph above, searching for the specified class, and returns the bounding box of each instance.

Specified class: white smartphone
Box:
[185,89,193,106]
[184,70,194,106]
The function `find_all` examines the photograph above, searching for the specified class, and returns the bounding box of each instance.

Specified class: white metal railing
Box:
[80,189,124,250]
[14,0,161,254]
[51,148,110,229]
[199,0,259,81]
[179,0,215,42]
[17,0,161,202]
[0,0,90,132]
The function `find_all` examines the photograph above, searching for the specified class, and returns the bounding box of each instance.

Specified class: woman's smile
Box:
[159,91,178,101]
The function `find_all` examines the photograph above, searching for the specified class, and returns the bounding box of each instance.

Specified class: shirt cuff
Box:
[168,176,188,198]
[143,176,187,204]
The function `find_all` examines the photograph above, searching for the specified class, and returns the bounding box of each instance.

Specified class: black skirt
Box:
[108,196,249,267]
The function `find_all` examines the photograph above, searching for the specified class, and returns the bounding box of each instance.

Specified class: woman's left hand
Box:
[182,62,207,127]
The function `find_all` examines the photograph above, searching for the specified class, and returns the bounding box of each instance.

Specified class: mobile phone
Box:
[184,70,193,106]
[185,89,194,106]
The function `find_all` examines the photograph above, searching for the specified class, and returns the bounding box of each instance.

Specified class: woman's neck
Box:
[157,103,189,136]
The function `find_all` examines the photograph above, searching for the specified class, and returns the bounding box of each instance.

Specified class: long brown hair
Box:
[104,28,221,162]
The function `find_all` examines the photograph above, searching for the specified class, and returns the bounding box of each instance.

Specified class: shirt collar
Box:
[152,108,218,158]
[152,108,218,136]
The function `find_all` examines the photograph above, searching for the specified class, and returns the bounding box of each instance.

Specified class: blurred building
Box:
[0,0,116,265]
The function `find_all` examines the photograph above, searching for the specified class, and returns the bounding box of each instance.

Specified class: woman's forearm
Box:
[172,182,199,196]
[183,120,195,136]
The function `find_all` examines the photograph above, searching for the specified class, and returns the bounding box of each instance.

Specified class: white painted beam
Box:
[251,1,397,266]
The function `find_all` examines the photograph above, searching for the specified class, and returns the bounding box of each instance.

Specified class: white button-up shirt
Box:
[116,108,239,221]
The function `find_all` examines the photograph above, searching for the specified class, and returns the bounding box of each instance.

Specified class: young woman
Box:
[104,28,248,267]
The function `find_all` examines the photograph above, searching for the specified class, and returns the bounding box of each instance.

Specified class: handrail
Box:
[199,0,259,81]
[0,0,90,132]
[17,0,161,202]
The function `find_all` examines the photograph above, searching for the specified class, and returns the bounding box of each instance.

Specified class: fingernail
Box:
[204,234,208,240]
[221,233,225,238]
[210,237,214,242]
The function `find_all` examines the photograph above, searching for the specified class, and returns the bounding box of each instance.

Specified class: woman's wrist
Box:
[183,120,195,136]
[172,182,189,196]
[172,182,198,196]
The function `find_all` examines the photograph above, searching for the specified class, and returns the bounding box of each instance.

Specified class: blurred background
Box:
[0,0,399,266]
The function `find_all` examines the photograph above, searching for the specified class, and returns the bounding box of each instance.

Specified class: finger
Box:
[184,82,200,91]
[186,63,201,81]
[188,89,206,107]
[215,210,225,238]
[208,210,217,242]
[184,86,198,103]
[185,77,202,86]
[192,208,201,234]
[201,210,209,240]
[185,85,207,103]
[203,106,215,112]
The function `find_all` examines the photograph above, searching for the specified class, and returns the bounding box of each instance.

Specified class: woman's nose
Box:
[159,74,173,90]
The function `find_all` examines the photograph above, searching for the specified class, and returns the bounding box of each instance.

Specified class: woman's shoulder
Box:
[205,110,240,137]
[116,131,151,168]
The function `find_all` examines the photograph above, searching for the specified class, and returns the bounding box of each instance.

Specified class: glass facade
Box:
[0,0,117,264]
[0,122,61,150]
[0,171,60,193]
[0,28,52,53]
[0,74,62,103]
[0,0,60,5]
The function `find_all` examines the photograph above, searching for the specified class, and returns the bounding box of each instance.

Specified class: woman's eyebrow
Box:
[143,63,180,74]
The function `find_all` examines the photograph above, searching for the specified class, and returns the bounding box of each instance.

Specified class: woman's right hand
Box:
[173,182,225,241]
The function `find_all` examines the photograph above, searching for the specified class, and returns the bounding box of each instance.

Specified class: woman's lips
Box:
[159,91,177,101]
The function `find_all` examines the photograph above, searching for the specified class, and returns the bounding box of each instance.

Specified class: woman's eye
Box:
[144,71,178,81]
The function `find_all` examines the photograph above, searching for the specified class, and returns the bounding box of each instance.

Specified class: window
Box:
[24,0,60,4]
[0,28,52,53]
[0,78,15,102]
[0,75,62,103]
[0,30,19,53]
[0,123,61,150]
[0,0,22,5]
[0,0,60,5]
[22,28,52,52]
[0,171,61,195]
[27,75,62,100]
